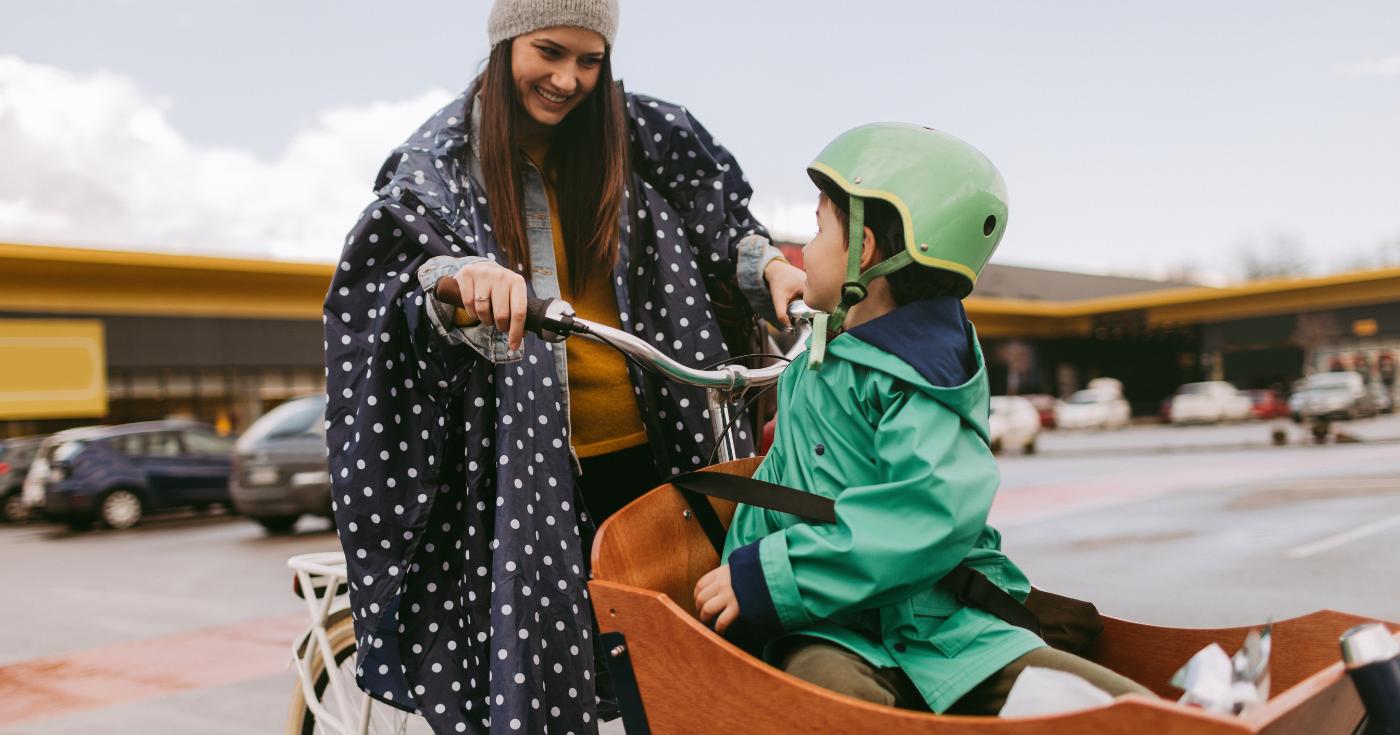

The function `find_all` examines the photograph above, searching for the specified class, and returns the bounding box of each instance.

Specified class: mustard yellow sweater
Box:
[526,145,648,458]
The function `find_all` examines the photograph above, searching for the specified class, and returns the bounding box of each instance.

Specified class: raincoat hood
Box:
[833,296,991,443]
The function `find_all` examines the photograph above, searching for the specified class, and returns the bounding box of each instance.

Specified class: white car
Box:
[1086,377,1124,398]
[989,396,1041,454]
[1169,381,1254,424]
[1054,389,1131,430]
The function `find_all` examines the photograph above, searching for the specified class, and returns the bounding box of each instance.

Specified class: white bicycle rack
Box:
[287,551,379,735]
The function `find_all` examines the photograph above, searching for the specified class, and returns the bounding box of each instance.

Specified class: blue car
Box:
[41,420,235,530]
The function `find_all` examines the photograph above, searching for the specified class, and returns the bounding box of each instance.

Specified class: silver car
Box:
[1289,372,1376,422]
[230,396,331,533]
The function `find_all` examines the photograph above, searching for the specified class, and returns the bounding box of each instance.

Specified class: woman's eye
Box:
[580,57,602,68]
[538,46,560,58]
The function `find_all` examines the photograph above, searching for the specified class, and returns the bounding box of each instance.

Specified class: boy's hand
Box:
[694,565,741,635]
[764,259,806,329]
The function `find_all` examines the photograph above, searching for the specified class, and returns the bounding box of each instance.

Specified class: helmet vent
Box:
[983,215,997,236]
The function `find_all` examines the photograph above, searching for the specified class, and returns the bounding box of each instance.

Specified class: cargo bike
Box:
[287,297,1399,734]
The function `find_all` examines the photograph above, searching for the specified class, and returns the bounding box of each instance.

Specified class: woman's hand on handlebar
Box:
[435,261,528,352]
[764,259,807,329]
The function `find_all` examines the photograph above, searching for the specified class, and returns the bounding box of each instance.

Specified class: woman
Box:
[323,1,804,732]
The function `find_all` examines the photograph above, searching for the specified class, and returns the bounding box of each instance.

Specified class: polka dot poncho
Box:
[323,84,767,734]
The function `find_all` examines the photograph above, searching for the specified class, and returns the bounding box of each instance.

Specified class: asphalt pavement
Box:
[2,416,1398,733]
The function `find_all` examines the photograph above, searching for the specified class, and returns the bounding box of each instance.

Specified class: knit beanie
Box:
[487,0,619,48]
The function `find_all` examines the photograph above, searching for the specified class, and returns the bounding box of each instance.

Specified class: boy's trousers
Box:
[780,637,1155,715]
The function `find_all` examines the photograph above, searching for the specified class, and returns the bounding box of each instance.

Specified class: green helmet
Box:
[805,123,1009,367]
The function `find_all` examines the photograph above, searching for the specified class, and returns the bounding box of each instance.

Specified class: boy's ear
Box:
[859,226,880,269]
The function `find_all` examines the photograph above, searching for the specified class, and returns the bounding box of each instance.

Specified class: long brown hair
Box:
[472,39,628,293]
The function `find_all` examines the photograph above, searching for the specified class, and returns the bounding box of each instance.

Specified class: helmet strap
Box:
[828,196,867,330]
[808,195,915,370]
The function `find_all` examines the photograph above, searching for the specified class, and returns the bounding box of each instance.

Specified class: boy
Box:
[692,124,1152,714]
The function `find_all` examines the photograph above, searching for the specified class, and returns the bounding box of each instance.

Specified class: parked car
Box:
[1245,389,1291,420]
[21,426,109,516]
[1020,394,1058,428]
[1169,381,1254,424]
[1289,372,1376,422]
[1,436,46,522]
[1054,388,1131,430]
[37,421,234,530]
[989,396,1041,454]
[230,395,331,533]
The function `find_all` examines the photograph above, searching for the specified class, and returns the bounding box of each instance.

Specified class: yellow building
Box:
[1,243,327,437]
[3,242,1399,436]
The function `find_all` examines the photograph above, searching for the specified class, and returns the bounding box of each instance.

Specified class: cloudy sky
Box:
[2,0,1398,280]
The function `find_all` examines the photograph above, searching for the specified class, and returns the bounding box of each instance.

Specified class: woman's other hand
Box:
[436,261,529,351]
[764,259,807,329]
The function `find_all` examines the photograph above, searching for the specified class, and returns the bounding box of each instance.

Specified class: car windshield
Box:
[240,396,327,446]
[1177,383,1213,396]
[1067,390,1110,405]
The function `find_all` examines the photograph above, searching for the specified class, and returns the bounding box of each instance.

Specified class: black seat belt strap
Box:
[668,470,1042,636]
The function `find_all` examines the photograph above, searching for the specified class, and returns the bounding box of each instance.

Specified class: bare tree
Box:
[1339,234,1400,272]
[1289,312,1341,376]
[996,341,1034,396]
[1162,260,1207,285]
[1236,233,1309,281]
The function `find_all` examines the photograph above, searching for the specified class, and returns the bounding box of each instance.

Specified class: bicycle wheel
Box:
[285,613,433,735]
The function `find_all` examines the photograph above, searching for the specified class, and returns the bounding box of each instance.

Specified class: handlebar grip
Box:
[432,277,557,336]
[524,297,554,336]
[433,275,465,309]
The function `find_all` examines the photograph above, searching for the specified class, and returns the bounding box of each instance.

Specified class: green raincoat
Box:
[722,297,1045,713]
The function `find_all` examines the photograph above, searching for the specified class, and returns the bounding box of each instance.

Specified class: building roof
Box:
[4,241,1399,339]
[973,263,1196,302]
[773,242,1192,302]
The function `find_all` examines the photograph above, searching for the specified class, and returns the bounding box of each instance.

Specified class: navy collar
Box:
[845,297,975,388]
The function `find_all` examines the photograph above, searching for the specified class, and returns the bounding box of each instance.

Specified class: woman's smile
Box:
[533,84,572,106]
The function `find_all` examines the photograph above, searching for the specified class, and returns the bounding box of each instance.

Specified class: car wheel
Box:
[100,489,145,530]
[256,515,300,534]
[1024,437,1037,455]
[1,491,27,523]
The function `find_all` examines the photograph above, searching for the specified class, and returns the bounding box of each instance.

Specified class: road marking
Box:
[1287,513,1400,559]
[0,613,304,727]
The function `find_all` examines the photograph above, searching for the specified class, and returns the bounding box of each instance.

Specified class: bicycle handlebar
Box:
[434,278,814,395]
[519,295,813,393]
